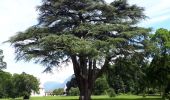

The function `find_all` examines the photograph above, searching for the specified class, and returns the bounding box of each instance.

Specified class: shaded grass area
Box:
[0,95,162,100]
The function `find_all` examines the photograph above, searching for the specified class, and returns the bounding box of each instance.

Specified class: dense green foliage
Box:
[8,0,151,99]
[106,88,116,97]
[68,88,80,96]
[12,72,40,99]
[0,71,12,98]
[149,28,170,99]
[104,28,170,99]
[93,76,109,95]
[53,88,64,95]
[106,57,149,94]
[0,72,39,99]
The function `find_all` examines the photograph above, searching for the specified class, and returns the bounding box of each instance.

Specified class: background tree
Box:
[150,28,170,98]
[0,50,8,98]
[0,71,12,98]
[93,76,109,95]
[68,87,80,96]
[53,88,64,95]
[8,0,151,99]
[12,72,40,99]
[0,49,6,70]
[106,53,150,94]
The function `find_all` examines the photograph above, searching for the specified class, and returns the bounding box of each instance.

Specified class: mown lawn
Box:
[0,95,162,100]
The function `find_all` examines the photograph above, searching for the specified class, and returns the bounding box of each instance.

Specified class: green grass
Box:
[0,95,163,100]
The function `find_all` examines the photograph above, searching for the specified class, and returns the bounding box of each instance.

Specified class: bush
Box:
[93,77,109,95]
[106,88,116,97]
[68,87,79,96]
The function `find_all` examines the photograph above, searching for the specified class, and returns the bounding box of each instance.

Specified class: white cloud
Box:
[145,0,170,17]
[141,14,170,26]
[136,0,170,26]
[0,0,40,42]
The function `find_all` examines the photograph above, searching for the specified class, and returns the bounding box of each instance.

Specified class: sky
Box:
[0,0,170,86]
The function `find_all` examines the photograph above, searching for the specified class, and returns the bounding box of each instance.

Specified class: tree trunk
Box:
[71,56,94,100]
[79,90,91,100]
[79,79,92,100]
[71,55,110,100]
[23,95,30,100]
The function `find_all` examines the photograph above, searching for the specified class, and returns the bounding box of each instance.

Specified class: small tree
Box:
[12,72,40,99]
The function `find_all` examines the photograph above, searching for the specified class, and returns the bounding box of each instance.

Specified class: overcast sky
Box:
[0,0,170,85]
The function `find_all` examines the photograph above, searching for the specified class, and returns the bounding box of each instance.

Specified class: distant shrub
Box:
[93,77,109,95]
[106,88,116,97]
[53,88,64,95]
[68,87,79,96]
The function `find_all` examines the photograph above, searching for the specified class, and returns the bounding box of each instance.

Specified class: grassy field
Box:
[0,95,162,100]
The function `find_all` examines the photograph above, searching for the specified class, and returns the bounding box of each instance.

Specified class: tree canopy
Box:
[8,0,151,99]
[12,72,40,99]
[149,28,170,98]
[0,71,12,98]
[0,71,39,99]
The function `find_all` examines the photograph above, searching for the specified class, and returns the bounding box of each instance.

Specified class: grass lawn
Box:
[0,95,162,100]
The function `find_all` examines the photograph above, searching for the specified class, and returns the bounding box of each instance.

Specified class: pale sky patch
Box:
[0,0,74,85]
[135,0,170,26]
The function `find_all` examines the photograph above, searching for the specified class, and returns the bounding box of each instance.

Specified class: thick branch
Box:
[79,56,88,79]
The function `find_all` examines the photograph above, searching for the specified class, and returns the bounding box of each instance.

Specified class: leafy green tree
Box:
[106,55,149,95]
[150,28,170,98]
[12,72,40,99]
[0,49,6,70]
[68,87,80,96]
[93,76,109,95]
[53,88,64,95]
[0,71,12,98]
[8,0,150,99]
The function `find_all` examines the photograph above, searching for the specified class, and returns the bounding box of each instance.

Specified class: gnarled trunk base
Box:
[79,89,91,100]
[78,78,93,100]
[23,95,30,100]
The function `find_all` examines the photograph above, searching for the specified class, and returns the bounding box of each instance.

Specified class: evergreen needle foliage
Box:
[8,0,151,99]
